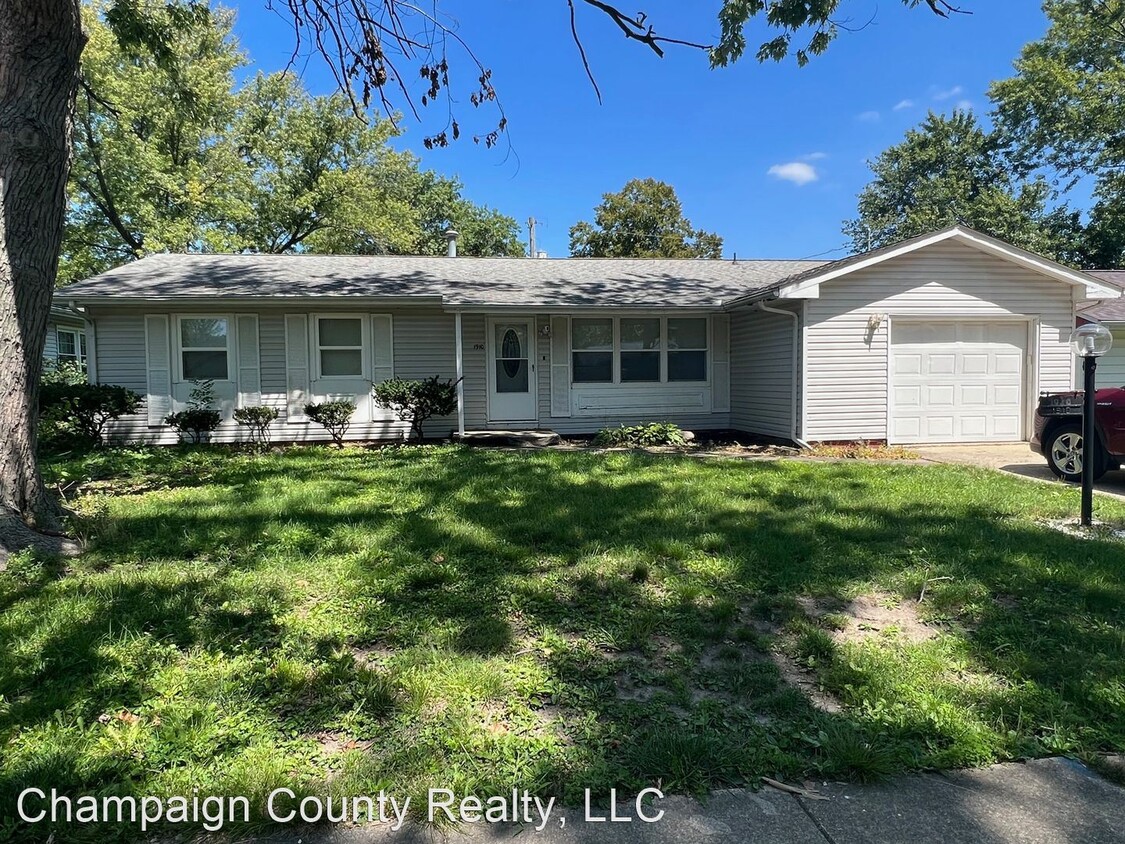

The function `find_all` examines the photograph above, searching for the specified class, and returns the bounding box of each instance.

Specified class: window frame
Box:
[175,314,233,382]
[569,315,710,386]
[666,317,710,383]
[618,316,663,384]
[313,313,368,380]
[570,317,615,384]
[56,327,87,367]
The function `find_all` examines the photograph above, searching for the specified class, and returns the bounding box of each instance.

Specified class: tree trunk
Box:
[0,0,84,532]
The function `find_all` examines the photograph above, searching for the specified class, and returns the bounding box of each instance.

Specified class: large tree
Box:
[570,178,723,258]
[991,0,1125,267]
[0,0,963,542]
[843,111,1082,260]
[62,1,246,282]
[62,8,521,282]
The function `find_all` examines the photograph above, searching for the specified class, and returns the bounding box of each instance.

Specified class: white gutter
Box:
[756,300,810,449]
[454,311,465,436]
[64,294,445,307]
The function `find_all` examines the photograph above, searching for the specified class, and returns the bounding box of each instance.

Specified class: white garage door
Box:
[891,321,1026,444]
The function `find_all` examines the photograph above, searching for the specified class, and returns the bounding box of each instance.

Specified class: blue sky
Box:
[231,2,1051,259]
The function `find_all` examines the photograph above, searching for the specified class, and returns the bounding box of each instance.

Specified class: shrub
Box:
[165,380,223,444]
[372,376,459,441]
[41,359,88,386]
[39,381,143,451]
[593,422,687,448]
[233,405,279,448]
[305,400,356,447]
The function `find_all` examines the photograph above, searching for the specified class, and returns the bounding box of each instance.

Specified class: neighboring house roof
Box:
[1081,272,1125,322]
[726,225,1124,306]
[49,304,86,327]
[57,253,827,309]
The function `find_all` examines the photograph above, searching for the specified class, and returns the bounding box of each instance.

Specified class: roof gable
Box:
[726,226,1123,306]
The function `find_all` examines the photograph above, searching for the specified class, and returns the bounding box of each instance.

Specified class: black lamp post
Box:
[1071,323,1113,526]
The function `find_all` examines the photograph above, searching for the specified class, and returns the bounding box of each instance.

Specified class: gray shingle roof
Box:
[58,253,827,308]
[1082,272,1125,321]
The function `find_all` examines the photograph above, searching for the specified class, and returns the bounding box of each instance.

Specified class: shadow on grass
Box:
[2,446,1124,841]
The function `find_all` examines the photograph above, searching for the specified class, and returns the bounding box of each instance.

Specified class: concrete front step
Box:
[454,429,562,448]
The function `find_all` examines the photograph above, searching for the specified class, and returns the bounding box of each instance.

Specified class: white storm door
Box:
[891,320,1026,444]
[488,318,537,422]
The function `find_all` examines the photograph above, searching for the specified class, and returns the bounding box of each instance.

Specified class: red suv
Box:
[1032,390,1125,482]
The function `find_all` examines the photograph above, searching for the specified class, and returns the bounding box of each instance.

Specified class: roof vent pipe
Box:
[445,228,459,258]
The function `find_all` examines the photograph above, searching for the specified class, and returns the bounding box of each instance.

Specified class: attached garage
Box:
[890,320,1027,444]
[726,226,1123,447]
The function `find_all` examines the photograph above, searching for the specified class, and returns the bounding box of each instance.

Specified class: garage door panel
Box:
[927,385,955,406]
[960,385,988,406]
[961,354,989,375]
[995,353,1021,375]
[925,417,954,438]
[894,354,922,376]
[994,416,1021,437]
[961,416,987,438]
[927,354,956,375]
[892,320,1026,444]
[892,417,921,439]
[894,385,922,407]
[994,384,1021,406]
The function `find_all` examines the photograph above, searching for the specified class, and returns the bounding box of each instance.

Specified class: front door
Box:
[488,318,537,422]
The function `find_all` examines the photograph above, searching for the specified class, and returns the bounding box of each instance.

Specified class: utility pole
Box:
[528,217,537,258]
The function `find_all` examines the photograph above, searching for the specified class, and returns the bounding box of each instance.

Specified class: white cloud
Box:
[932,85,964,101]
[955,99,974,111]
[802,152,828,161]
[768,162,819,186]
[893,99,914,111]
[857,110,881,123]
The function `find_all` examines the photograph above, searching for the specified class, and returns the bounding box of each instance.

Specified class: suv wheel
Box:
[1047,423,1107,483]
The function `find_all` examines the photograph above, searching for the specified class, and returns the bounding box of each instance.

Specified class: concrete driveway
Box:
[914,442,1125,500]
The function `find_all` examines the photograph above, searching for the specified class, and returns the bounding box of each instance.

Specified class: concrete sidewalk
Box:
[248,757,1124,844]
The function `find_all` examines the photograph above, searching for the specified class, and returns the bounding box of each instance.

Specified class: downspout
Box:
[454,310,465,436]
[756,300,811,449]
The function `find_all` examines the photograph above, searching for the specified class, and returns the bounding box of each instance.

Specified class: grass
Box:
[2,444,1124,841]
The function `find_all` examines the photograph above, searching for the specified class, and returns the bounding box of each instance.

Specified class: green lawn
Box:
[3,446,1124,840]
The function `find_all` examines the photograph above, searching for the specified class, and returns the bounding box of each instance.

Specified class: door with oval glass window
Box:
[487,318,537,422]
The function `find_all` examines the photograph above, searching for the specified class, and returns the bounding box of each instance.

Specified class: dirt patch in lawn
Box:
[311,731,371,755]
[768,650,843,714]
[799,592,937,645]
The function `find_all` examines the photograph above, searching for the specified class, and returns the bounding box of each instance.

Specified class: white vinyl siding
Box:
[93,307,457,444]
[730,305,796,440]
[803,240,1074,443]
[43,323,59,362]
[461,313,731,434]
[1093,328,1125,389]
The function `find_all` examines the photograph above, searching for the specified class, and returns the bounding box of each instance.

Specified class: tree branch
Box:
[577,0,713,57]
[567,0,602,104]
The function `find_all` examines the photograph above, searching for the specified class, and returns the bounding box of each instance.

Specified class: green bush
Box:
[233,405,279,448]
[593,422,687,448]
[38,381,143,452]
[372,376,459,441]
[165,380,222,444]
[41,359,88,387]
[305,400,356,447]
